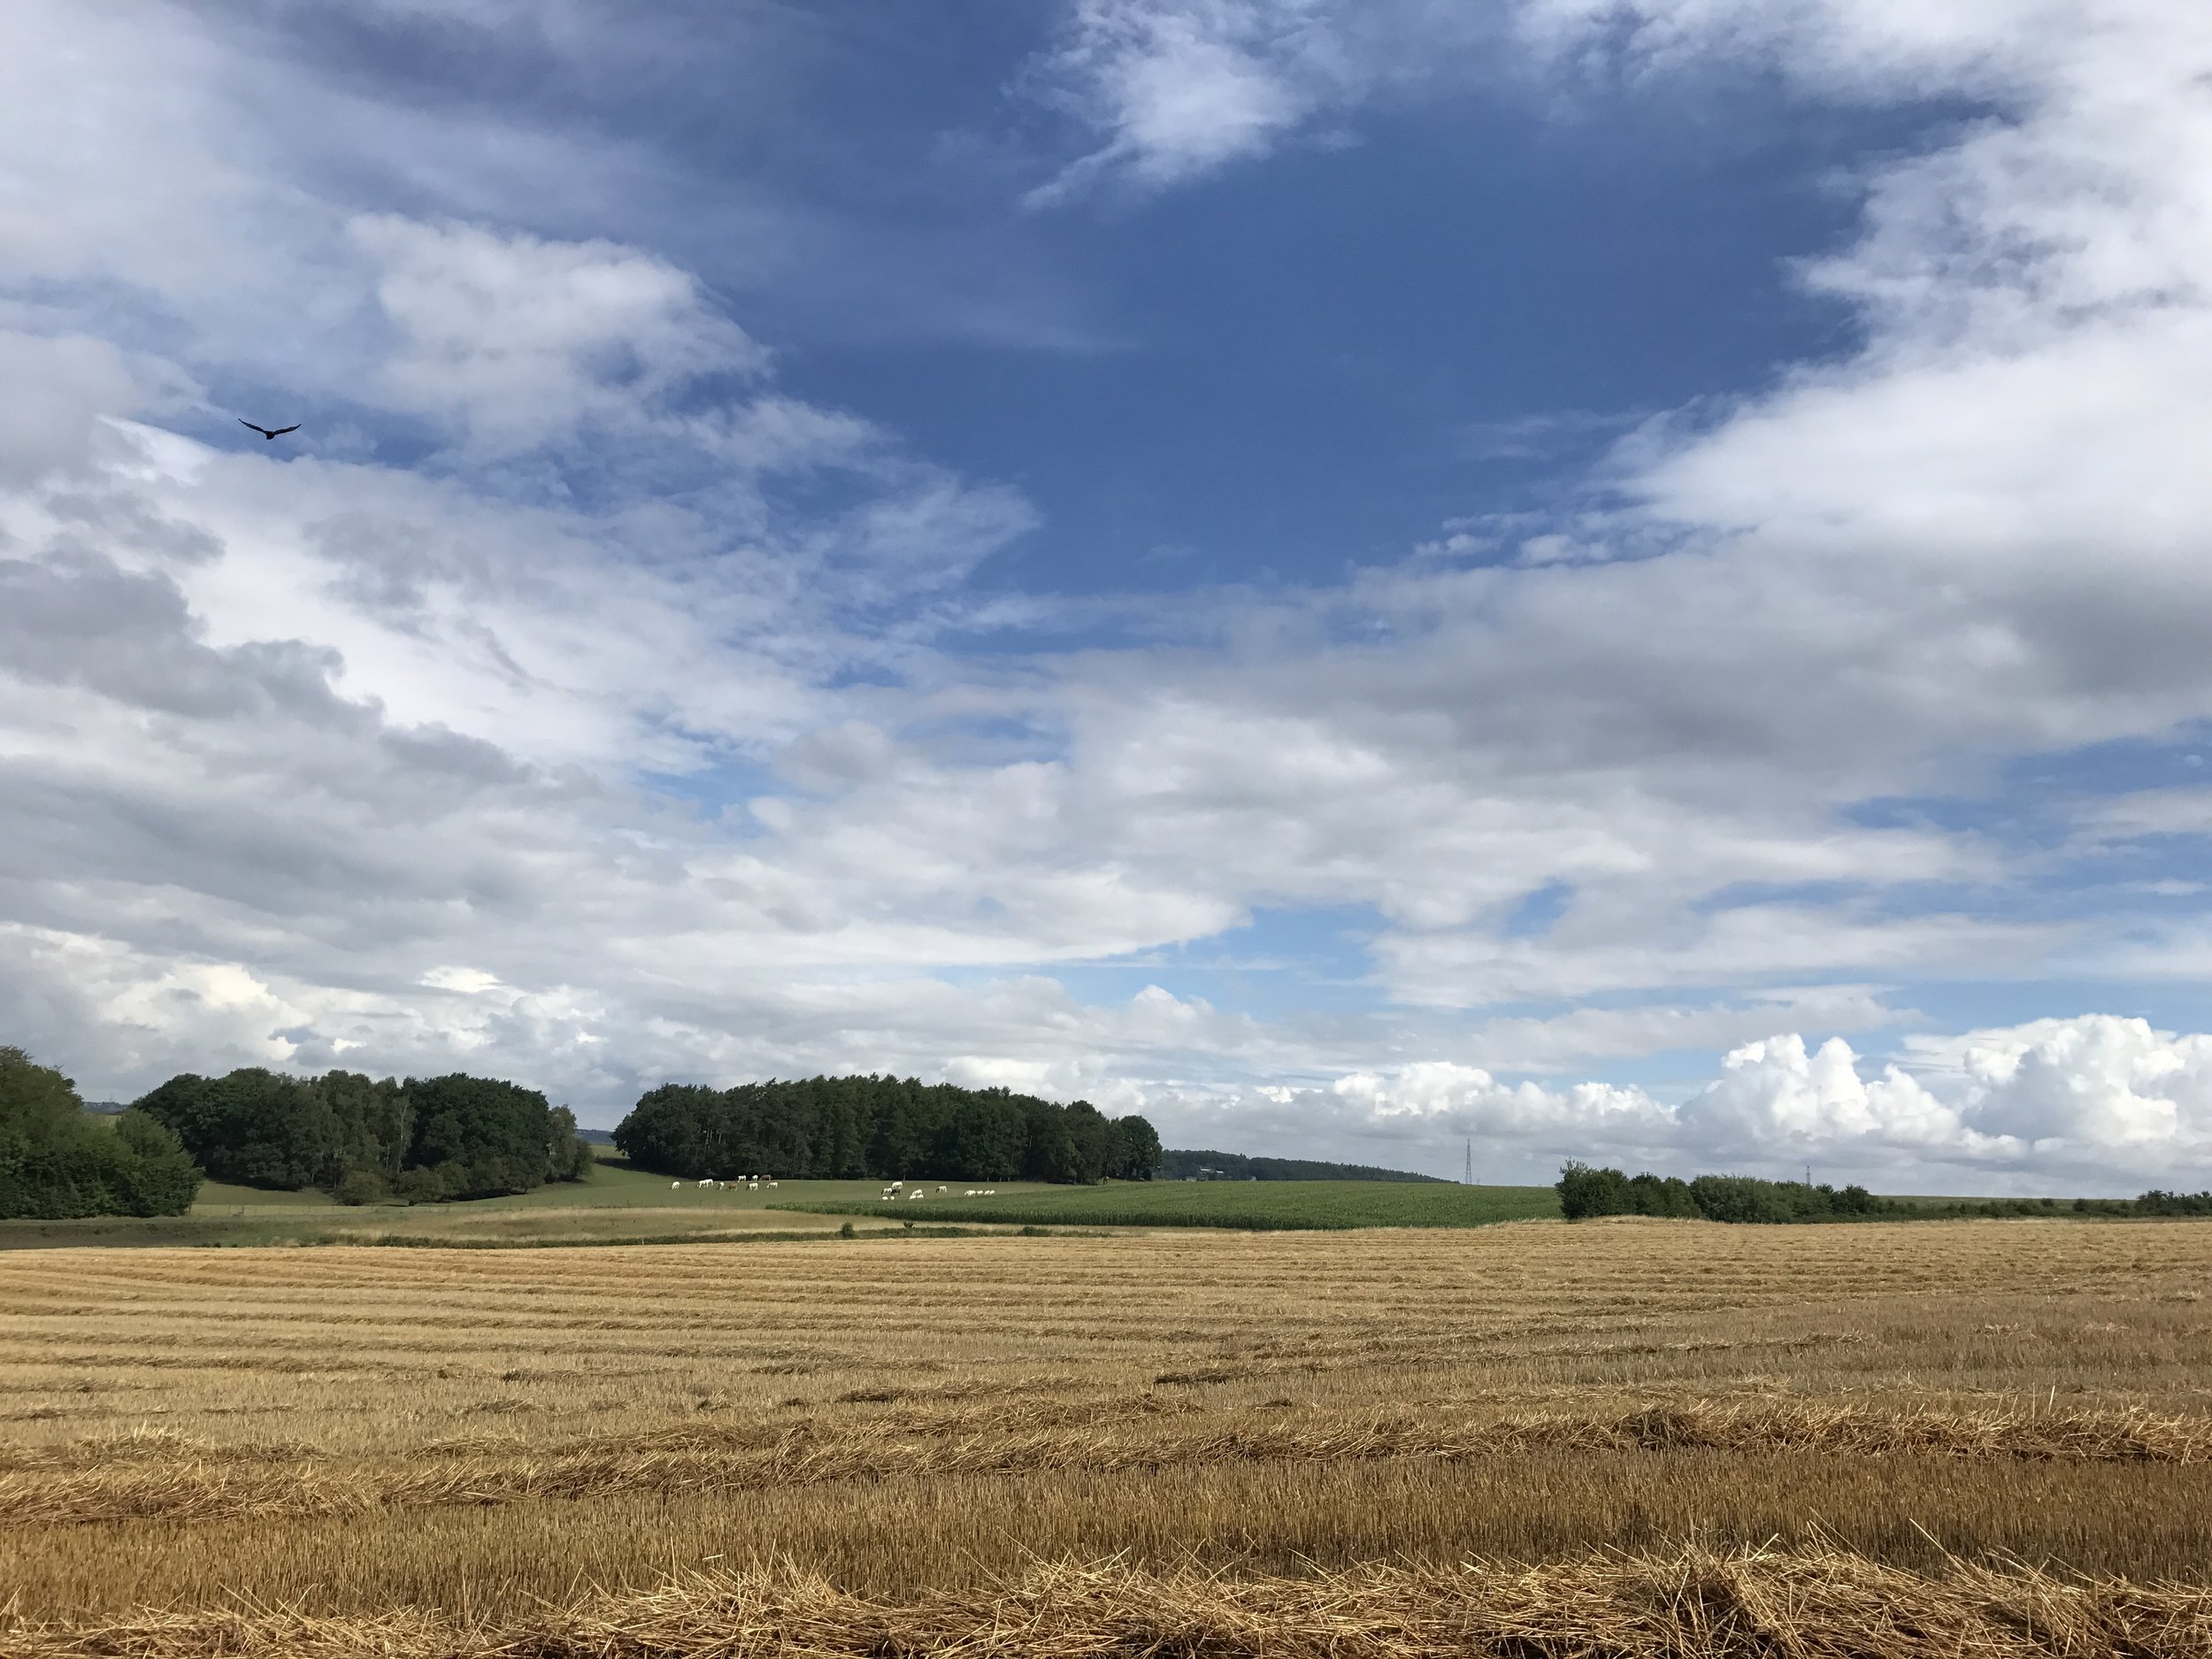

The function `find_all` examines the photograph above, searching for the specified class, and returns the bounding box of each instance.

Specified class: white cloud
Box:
[1027,0,1347,198]
[1309,1014,2212,1190]
[1376,907,2048,1006]
[0,334,191,488]
[1682,1033,1982,1152]
[2070,788,2212,847]
[9,0,2212,1205]
[352,216,768,453]
[1686,1014,2212,1179]
[1458,985,1909,1072]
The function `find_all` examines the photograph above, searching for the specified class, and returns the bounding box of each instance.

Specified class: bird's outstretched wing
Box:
[238,419,273,437]
[269,425,300,437]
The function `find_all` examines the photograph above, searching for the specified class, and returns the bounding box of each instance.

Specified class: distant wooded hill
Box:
[1160,1148,1447,1183]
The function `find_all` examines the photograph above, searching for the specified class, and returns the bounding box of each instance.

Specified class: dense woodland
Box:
[1159,1148,1444,1182]
[0,1048,200,1219]
[614,1076,1161,1183]
[137,1068,594,1203]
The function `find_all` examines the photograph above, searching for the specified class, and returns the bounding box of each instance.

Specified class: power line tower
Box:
[1463,1139,1474,1187]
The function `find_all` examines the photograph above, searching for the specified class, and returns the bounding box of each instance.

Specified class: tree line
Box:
[1558,1161,2212,1224]
[137,1068,594,1203]
[1909,1190,2212,1219]
[2,1043,595,1217]
[613,1076,1161,1183]
[1,1048,200,1219]
[1557,1162,1893,1223]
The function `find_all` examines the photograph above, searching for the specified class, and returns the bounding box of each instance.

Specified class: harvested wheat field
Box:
[4,1218,2211,1656]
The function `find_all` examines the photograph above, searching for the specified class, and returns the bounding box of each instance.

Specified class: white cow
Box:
[672,1180,681,1190]
[909,1190,926,1201]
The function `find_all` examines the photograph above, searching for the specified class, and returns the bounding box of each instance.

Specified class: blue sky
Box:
[7,0,2212,1191]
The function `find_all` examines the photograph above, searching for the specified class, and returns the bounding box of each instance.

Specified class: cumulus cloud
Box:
[1310,1015,2212,1190]
[7,0,2212,1204]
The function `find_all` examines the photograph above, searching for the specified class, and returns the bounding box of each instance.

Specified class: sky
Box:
[6,0,2212,1191]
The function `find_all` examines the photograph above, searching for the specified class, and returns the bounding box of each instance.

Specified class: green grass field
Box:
[4,1157,1558,1248]
[192,1179,342,1210]
[3,1164,891,1248]
[780,1179,1561,1229]
[184,1161,872,1216]
[198,1165,1565,1233]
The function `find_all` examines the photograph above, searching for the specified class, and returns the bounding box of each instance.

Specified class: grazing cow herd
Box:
[877,1179,997,1201]
[658,1175,1002,1200]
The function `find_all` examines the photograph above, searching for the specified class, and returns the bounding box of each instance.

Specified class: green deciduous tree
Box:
[128,1065,586,1204]
[1108,1114,1163,1180]
[0,1049,200,1218]
[136,1068,326,1189]
[404,1073,558,1200]
[0,1046,84,1147]
[1557,1161,1901,1224]
[613,1075,1156,1185]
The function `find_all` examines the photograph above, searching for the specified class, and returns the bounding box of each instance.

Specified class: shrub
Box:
[111,1109,202,1215]
[0,1056,201,1219]
[392,1164,457,1205]
[1556,1161,1632,1220]
[546,1106,595,1183]
[1686,1174,1799,1225]
[333,1167,388,1206]
[1558,1161,1908,1225]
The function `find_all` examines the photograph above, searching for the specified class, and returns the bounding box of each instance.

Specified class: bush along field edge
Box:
[1556,1160,2212,1223]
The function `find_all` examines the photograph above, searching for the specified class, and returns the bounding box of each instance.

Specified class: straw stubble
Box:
[3,1218,2208,1650]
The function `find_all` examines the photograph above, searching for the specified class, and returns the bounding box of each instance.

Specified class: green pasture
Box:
[4,1164,892,1248]
[5,1153,1559,1248]
[778,1179,1562,1230]
[180,1161,862,1216]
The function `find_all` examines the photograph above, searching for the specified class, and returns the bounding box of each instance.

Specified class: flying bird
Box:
[239,419,300,441]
